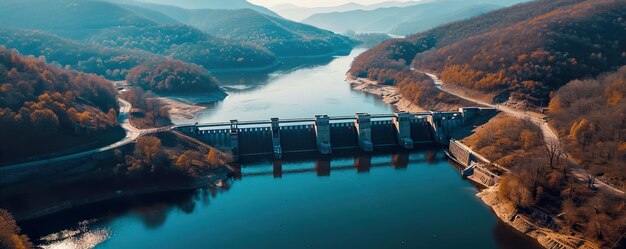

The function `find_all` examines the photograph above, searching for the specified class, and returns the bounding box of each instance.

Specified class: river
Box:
[19,48,542,249]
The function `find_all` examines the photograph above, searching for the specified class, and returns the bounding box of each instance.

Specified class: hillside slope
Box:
[133,0,279,17]
[128,4,356,57]
[0,0,157,39]
[350,0,626,106]
[0,0,277,70]
[0,46,122,162]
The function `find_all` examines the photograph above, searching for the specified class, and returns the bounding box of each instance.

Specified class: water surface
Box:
[20,49,541,249]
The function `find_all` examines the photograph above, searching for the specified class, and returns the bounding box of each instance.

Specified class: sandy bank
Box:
[157,97,207,121]
[346,75,427,112]
[346,74,464,112]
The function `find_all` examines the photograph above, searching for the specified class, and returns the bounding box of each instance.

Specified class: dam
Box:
[175,107,496,160]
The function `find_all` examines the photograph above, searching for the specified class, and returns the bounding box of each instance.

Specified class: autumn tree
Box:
[0,209,32,249]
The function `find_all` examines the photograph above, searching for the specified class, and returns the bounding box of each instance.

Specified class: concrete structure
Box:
[448,139,500,187]
[229,120,240,161]
[355,113,373,152]
[449,139,474,167]
[271,118,282,159]
[393,112,413,149]
[314,115,332,155]
[175,108,495,161]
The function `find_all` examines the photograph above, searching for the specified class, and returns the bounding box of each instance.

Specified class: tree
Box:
[176,153,190,169]
[544,138,564,170]
[498,175,535,208]
[0,209,32,249]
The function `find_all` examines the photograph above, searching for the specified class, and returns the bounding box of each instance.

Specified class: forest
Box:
[126,59,224,93]
[0,47,121,163]
[0,209,32,249]
[464,116,626,247]
[548,66,626,191]
[113,133,232,179]
[125,6,355,57]
[350,0,626,106]
[86,24,277,70]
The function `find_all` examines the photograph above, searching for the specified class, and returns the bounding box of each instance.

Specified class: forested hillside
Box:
[351,0,626,106]
[548,67,626,189]
[130,0,279,17]
[124,4,356,57]
[126,59,223,93]
[0,0,278,70]
[0,0,157,39]
[86,24,276,69]
[0,27,151,80]
[0,47,121,163]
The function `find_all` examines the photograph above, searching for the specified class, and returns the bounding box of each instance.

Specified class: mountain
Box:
[125,4,355,57]
[272,2,366,21]
[272,1,422,21]
[0,0,277,70]
[0,0,157,39]
[388,4,501,35]
[133,0,279,17]
[303,0,528,34]
[350,0,626,106]
[85,24,276,68]
[0,26,153,80]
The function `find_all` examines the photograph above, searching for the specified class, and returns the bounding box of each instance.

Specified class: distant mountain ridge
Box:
[303,0,528,35]
[122,2,356,57]
[272,1,424,21]
[133,0,279,17]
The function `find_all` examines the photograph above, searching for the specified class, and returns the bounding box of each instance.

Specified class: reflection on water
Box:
[17,50,542,249]
[22,150,542,249]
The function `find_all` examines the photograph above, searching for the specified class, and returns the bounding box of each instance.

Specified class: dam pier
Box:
[176,107,496,161]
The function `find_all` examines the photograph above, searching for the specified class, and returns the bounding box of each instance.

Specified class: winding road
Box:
[419,70,624,196]
[1,98,167,171]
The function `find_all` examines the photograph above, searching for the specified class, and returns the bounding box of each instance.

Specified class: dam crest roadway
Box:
[175,107,497,161]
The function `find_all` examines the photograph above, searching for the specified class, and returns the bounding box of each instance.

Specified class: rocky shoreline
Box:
[346,74,596,249]
[345,75,426,112]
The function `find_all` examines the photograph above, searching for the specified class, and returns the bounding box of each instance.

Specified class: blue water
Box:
[22,49,541,249]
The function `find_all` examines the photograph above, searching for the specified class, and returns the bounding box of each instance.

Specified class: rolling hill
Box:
[124,3,356,57]
[0,0,278,70]
[350,0,626,106]
[0,0,158,39]
[303,0,528,35]
[133,0,279,17]
[0,46,122,162]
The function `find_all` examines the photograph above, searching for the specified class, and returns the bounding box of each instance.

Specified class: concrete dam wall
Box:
[176,108,496,160]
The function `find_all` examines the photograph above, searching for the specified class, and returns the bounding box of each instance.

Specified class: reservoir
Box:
[19,49,542,249]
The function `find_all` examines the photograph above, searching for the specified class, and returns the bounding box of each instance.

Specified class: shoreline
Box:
[208,60,282,74]
[450,137,596,249]
[14,168,232,222]
[207,49,354,74]
[345,74,427,112]
[477,186,596,249]
[157,97,208,121]
[346,73,591,249]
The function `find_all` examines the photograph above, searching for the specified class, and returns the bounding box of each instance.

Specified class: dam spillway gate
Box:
[175,108,496,161]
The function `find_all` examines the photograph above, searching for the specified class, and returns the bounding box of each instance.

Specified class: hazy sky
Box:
[249,0,414,8]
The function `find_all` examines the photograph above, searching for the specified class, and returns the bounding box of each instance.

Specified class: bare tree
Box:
[544,137,564,170]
